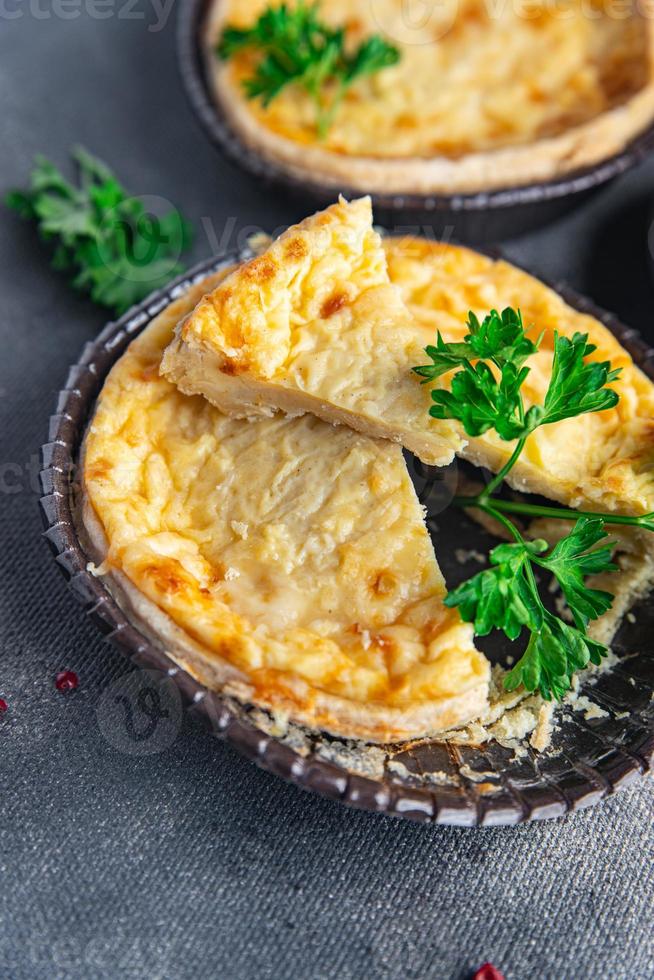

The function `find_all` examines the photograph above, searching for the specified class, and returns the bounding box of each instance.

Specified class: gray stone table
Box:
[1,5,653,979]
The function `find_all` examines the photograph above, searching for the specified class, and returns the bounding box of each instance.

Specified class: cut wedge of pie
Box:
[160,197,465,467]
[163,197,654,526]
[81,272,490,743]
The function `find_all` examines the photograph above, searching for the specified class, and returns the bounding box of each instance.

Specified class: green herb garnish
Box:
[6,148,193,316]
[217,2,400,138]
[414,307,653,700]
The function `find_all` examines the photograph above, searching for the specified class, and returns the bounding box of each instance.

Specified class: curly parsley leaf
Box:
[342,33,400,83]
[6,148,193,316]
[535,517,617,629]
[414,311,621,448]
[504,612,607,701]
[444,539,546,640]
[429,359,543,440]
[466,307,540,368]
[412,333,476,383]
[217,2,399,137]
[413,308,540,383]
[414,308,544,439]
[445,519,614,700]
[541,332,622,425]
[414,307,628,700]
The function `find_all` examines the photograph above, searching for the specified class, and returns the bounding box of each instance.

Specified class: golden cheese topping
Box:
[161,197,464,466]
[83,272,489,743]
[385,235,654,519]
[207,0,654,192]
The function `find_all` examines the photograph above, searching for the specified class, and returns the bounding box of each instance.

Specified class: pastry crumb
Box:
[87,559,110,577]
[423,769,459,786]
[317,740,387,780]
[386,759,412,781]
[571,695,609,720]
[459,763,500,787]
[455,548,486,565]
[490,701,541,743]
[247,232,273,255]
[529,702,555,752]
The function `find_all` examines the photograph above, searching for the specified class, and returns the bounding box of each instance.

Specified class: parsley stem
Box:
[477,436,527,502]
[480,503,525,546]
[315,80,347,139]
[454,496,654,532]
[479,503,546,607]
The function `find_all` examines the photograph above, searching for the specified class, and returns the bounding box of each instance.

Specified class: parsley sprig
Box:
[446,518,616,699]
[415,308,621,441]
[217,3,400,138]
[414,308,654,700]
[6,148,193,316]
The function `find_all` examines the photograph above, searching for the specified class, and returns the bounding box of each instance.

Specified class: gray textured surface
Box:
[1,6,654,980]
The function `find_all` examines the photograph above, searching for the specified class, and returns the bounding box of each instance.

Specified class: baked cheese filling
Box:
[207,0,654,193]
[82,273,490,743]
[162,198,654,523]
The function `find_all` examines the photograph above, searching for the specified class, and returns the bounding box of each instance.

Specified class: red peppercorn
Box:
[55,671,78,692]
[0,698,7,713]
[474,965,505,980]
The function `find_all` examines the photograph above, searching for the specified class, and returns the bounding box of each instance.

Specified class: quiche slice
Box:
[160,197,464,467]
[82,272,490,744]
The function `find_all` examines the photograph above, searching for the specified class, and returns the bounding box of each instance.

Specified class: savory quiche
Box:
[81,272,490,743]
[163,197,654,527]
[206,0,654,194]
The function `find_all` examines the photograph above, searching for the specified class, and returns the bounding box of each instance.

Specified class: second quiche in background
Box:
[205,0,654,196]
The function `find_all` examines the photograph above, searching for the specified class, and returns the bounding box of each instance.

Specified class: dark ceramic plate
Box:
[177,0,654,243]
[40,247,654,826]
